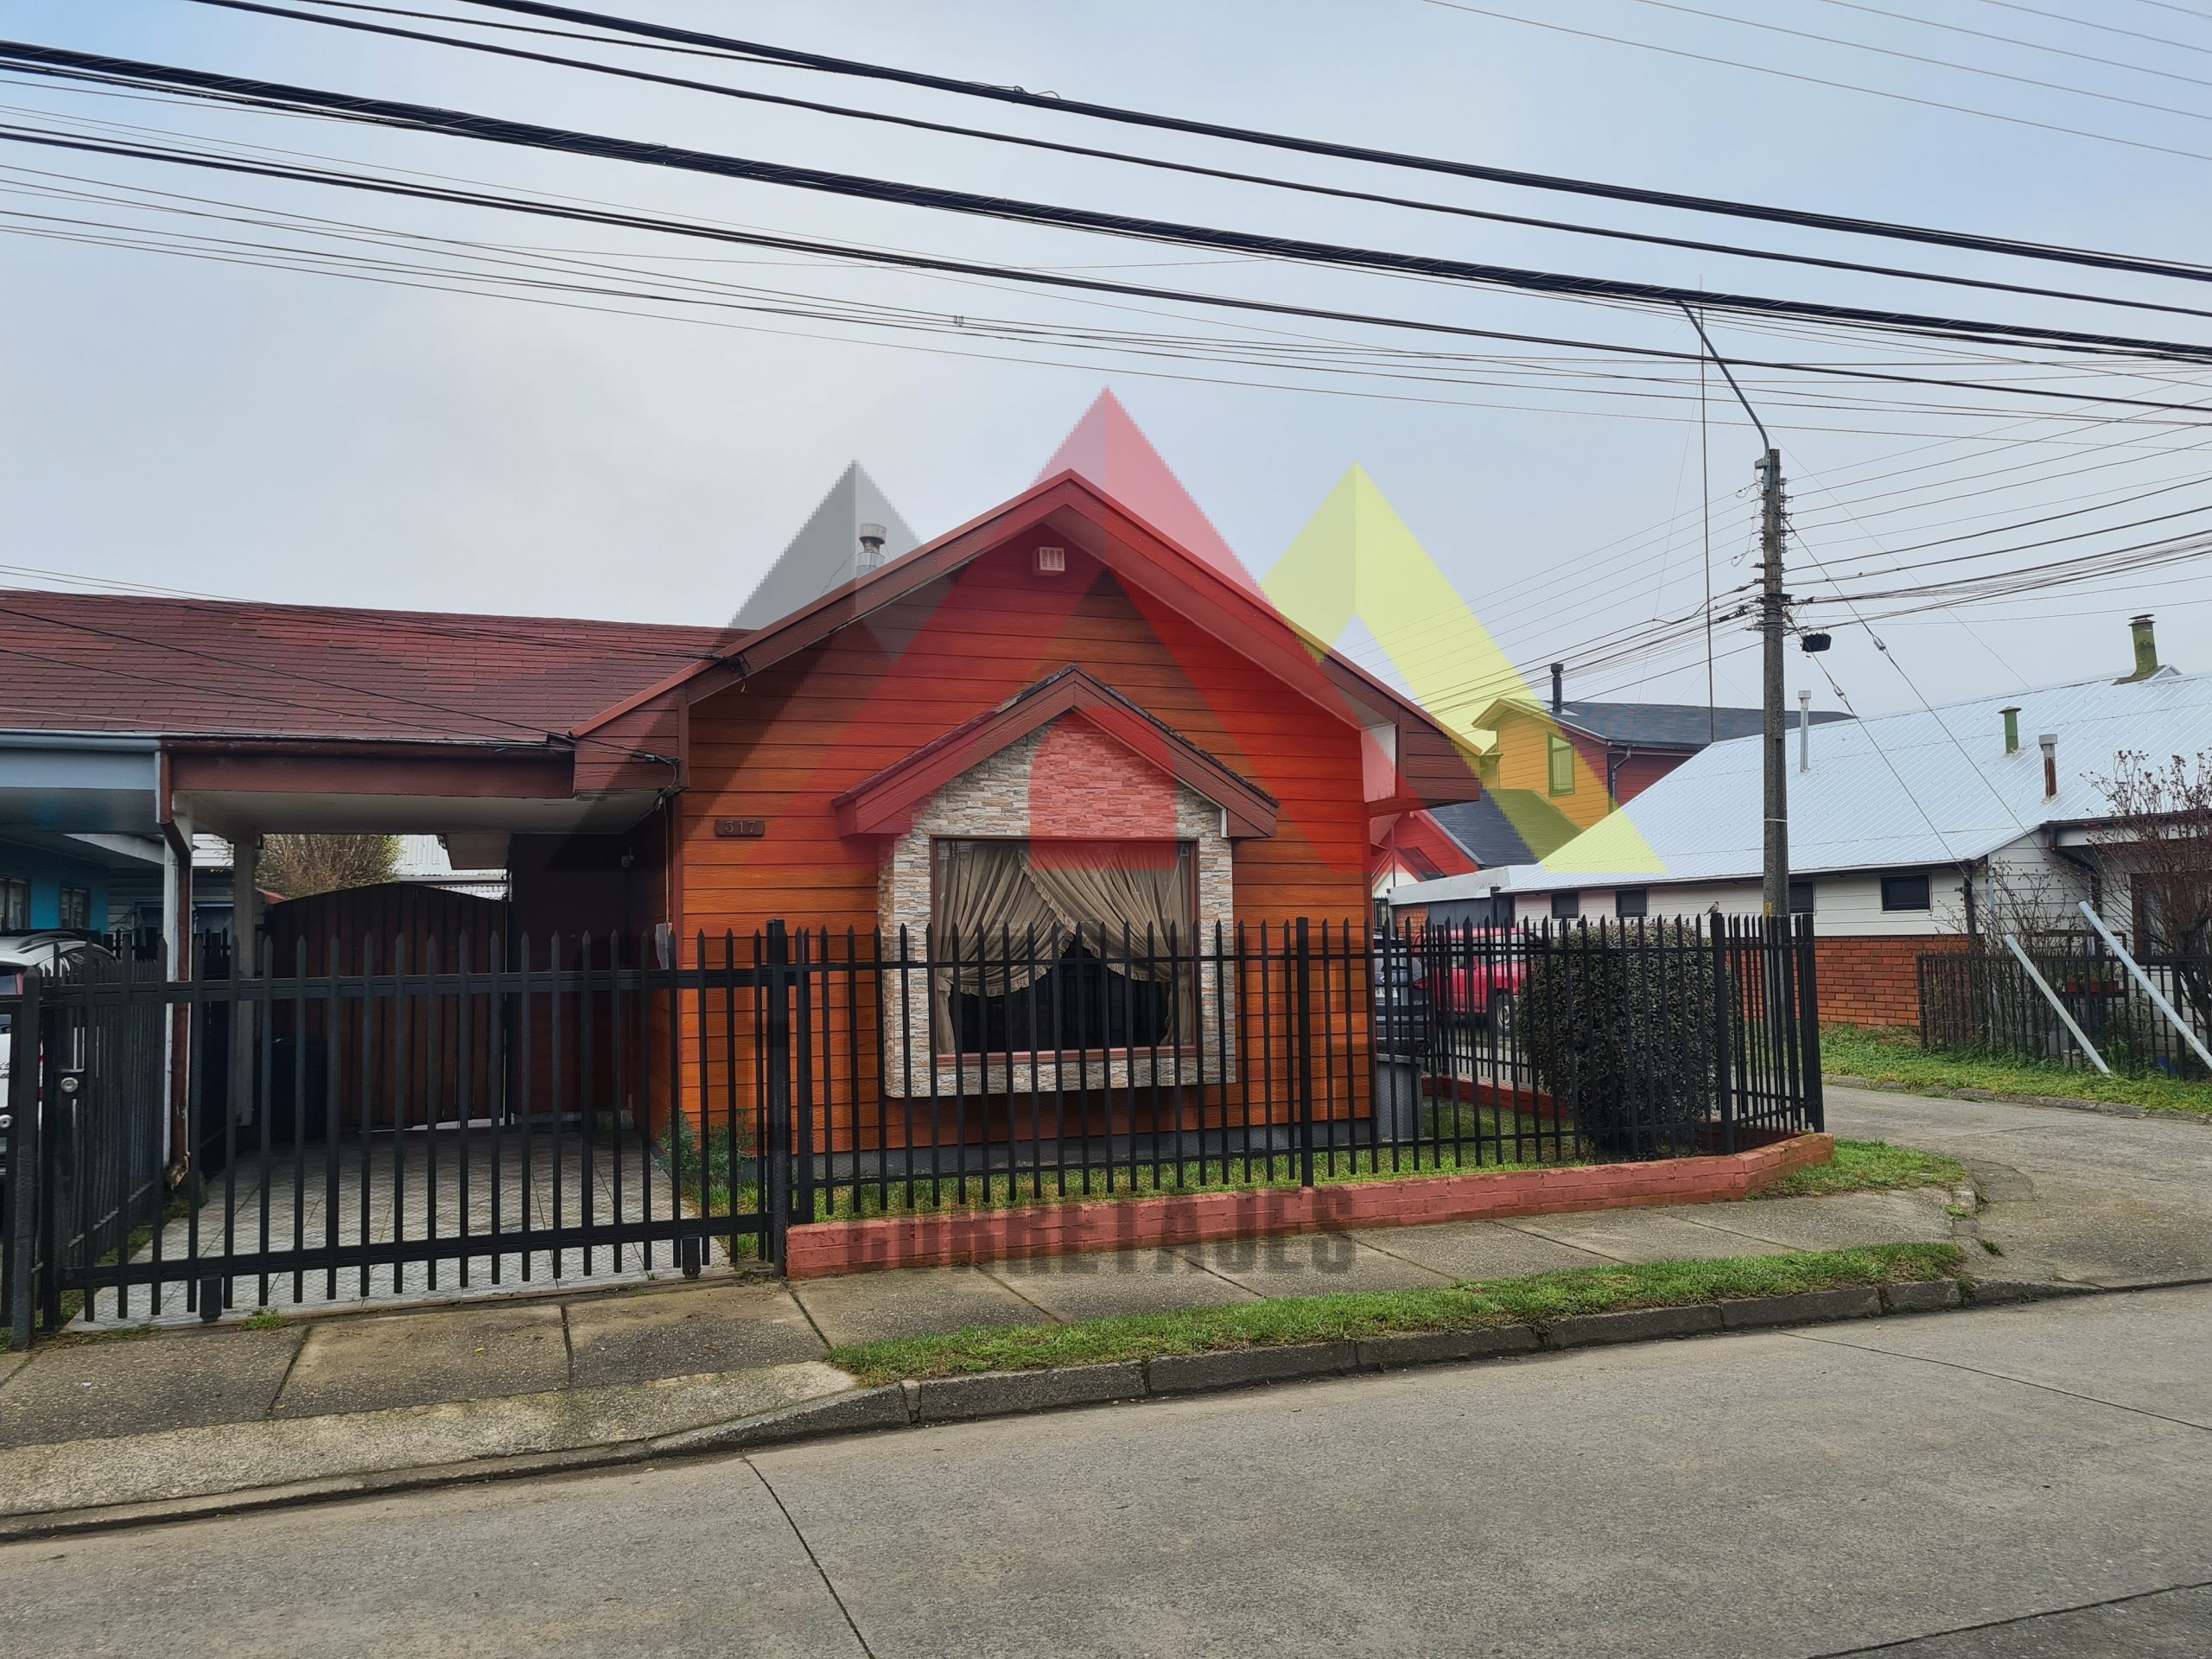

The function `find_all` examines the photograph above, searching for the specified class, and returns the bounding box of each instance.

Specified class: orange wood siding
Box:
[666,538,1376,1147]
[677,542,1372,935]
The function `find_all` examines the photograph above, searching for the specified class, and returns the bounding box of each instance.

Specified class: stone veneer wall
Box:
[876,714,1236,1096]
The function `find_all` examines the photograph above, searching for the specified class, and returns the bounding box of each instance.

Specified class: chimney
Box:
[2000,706,2020,755]
[2038,732,2058,800]
[1797,690,1811,773]
[1549,662,1564,714]
[855,522,888,574]
[2118,613,2159,683]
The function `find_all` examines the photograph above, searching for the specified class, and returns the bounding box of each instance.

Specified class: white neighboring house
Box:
[1390,618,2209,1027]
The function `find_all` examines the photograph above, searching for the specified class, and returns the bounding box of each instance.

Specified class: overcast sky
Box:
[3,0,2208,722]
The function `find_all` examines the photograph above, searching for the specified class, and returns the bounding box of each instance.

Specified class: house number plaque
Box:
[715,817,767,839]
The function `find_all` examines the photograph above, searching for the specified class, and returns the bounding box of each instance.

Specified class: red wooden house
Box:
[573,471,1482,1151]
[0,470,1480,1163]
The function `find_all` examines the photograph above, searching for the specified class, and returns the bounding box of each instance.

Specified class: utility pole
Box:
[1681,304,1789,921]
[1757,448,1789,918]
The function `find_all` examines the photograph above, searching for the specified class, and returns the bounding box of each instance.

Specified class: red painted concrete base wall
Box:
[1815,934,1965,1028]
[784,1132,1834,1278]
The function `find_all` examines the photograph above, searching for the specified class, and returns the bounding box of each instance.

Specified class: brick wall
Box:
[785,1131,1836,1276]
[1815,932,1967,1027]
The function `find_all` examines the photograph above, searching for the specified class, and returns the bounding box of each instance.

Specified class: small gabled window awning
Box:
[831,666,1278,839]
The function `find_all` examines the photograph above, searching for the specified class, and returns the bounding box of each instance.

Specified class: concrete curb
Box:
[1829,1073,2209,1126]
[0,1272,2116,1540]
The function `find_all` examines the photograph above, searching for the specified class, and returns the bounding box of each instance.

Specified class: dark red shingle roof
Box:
[0,590,740,744]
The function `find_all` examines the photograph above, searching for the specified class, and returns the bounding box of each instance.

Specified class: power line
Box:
[10,47,2208,375]
[1425,0,2212,168]
[8,47,2212,385]
[1617,0,2212,128]
[168,0,2212,331]
[1966,0,2212,60]
[1824,0,2212,92]
[430,0,2212,287]
[16,119,2211,439]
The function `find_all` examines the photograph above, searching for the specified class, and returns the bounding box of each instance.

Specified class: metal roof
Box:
[1493,666,2212,893]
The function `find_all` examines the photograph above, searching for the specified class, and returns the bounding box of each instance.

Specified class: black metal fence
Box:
[770,912,1821,1224]
[1919,938,2212,1078]
[4,913,1822,1345]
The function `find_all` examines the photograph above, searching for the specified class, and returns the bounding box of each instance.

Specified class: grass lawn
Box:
[1823,1023,2212,1119]
[1761,1137,1964,1198]
[827,1241,1966,1384]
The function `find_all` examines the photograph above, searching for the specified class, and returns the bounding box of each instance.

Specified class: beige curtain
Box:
[931,841,1064,1049]
[930,839,1199,1050]
[1027,842,1195,982]
[932,839,1064,995]
[1029,841,1197,1044]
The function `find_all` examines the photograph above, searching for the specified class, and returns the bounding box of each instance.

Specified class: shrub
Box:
[1519,921,1719,1156]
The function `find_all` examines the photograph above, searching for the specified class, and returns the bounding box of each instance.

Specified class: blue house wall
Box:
[0,837,112,931]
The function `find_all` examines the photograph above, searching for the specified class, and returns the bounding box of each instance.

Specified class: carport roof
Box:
[0,590,741,747]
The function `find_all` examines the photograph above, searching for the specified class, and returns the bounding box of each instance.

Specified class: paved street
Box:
[5,1282,2211,1657]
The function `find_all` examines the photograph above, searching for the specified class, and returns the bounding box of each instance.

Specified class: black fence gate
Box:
[5,935,765,1346]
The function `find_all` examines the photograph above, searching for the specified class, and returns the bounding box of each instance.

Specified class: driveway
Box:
[1826,1084,2212,1287]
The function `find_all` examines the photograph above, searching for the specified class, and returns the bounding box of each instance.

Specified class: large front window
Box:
[949,938,1176,1053]
[931,837,1196,1057]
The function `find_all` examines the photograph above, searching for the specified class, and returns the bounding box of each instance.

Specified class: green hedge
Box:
[1520,922,1720,1155]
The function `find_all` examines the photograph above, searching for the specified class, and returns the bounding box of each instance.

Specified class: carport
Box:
[0,591,746,1332]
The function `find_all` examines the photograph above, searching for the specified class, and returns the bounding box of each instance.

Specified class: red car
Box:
[1413,933,1527,1039]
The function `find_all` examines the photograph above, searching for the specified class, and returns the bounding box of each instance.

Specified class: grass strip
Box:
[1823,1024,2212,1118]
[1761,1137,1964,1198]
[826,1241,1965,1385]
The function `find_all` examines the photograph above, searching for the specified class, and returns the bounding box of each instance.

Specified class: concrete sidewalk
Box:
[0,1183,1960,1453]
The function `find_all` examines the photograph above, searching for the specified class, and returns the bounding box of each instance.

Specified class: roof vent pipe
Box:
[855,522,888,573]
[2120,613,2159,683]
[2038,732,2058,800]
[1549,662,1564,714]
[2001,706,2021,755]
[1798,690,1811,773]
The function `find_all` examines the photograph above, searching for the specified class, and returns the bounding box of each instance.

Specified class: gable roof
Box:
[0,590,737,747]
[1484,697,1853,749]
[832,666,1277,838]
[1033,390,1260,597]
[1495,666,2212,893]
[732,462,919,629]
[576,470,1481,809]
